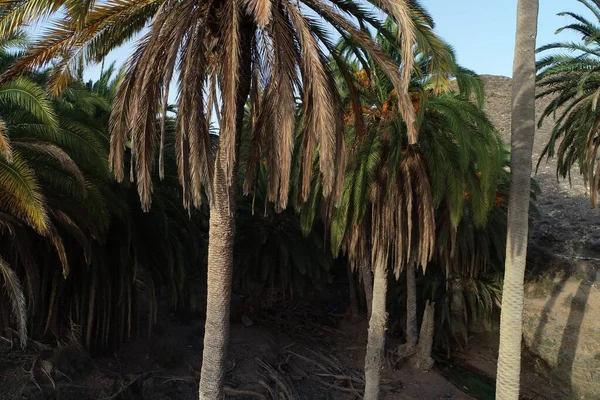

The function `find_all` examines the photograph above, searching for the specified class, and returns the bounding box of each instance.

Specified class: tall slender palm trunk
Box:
[363,254,387,400]
[198,21,253,400]
[496,1,538,398]
[199,135,239,400]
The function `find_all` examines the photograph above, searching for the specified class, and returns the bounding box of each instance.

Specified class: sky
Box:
[420,0,586,77]
[83,0,589,81]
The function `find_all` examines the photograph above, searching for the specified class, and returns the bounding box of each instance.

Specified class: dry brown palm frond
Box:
[156,5,185,181]
[376,0,416,137]
[8,225,39,312]
[109,45,141,182]
[255,357,300,400]
[5,0,419,221]
[218,0,242,195]
[0,20,79,92]
[176,13,213,208]
[367,148,435,279]
[286,2,341,203]
[109,0,208,210]
[51,209,92,265]
[408,150,435,269]
[304,0,417,143]
[330,50,365,139]
[245,6,298,210]
[0,255,27,348]
[47,222,69,278]
[242,0,272,29]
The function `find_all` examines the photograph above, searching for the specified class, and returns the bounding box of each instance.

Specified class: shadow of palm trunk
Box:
[531,273,570,353]
[556,267,595,389]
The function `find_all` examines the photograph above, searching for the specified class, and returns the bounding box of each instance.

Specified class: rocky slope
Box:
[481,75,600,398]
[481,74,600,258]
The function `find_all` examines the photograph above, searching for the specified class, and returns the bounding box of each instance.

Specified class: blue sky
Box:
[420,0,586,76]
[83,0,588,81]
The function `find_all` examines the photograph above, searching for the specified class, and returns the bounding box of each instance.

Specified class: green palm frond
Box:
[0,151,48,232]
[0,77,57,129]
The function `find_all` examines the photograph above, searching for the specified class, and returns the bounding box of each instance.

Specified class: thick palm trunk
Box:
[198,21,253,400]
[496,1,538,399]
[363,255,387,400]
[361,263,373,318]
[405,264,418,348]
[199,141,238,399]
[397,265,418,359]
[450,278,466,340]
[413,300,435,371]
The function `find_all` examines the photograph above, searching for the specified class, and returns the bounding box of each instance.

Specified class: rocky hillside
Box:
[481,74,600,258]
[481,75,600,398]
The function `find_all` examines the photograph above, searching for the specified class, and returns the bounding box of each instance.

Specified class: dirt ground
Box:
[0,306,476,400]
[0,298,575,400]
[451,331,573,400]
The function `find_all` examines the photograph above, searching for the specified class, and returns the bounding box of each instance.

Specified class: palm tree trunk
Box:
[397,264,417,359]
[496,1,538,399]
[413,300,435,371]
[198,138,238,400]
[450,278,466,340]
[361,263,373,318]
[363,254,387,400]
[405,264,418,348]
[198,20,253,400]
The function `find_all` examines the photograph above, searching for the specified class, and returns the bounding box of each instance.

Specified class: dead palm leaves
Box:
[0,0,419,216]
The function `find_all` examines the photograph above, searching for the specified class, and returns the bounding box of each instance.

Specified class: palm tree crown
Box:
[536,0,600,206]
[0,0,423,213]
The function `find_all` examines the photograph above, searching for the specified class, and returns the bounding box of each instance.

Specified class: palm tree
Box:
[322,16,505,395]
[0,54,211,353]
[496,0,539,398]
[0,1,421,398]
[0,38,81,347]
[328,63,437,400]
[536,0,600,207]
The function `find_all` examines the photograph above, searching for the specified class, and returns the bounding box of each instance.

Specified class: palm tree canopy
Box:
[0,0,424,214]
[536,0,600,206]
[324,27,504,280]
[0,52,212,350]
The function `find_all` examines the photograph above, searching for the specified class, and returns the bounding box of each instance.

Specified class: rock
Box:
[142,376,155,396]
[587,240,600,253]
[241,315,254,327]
